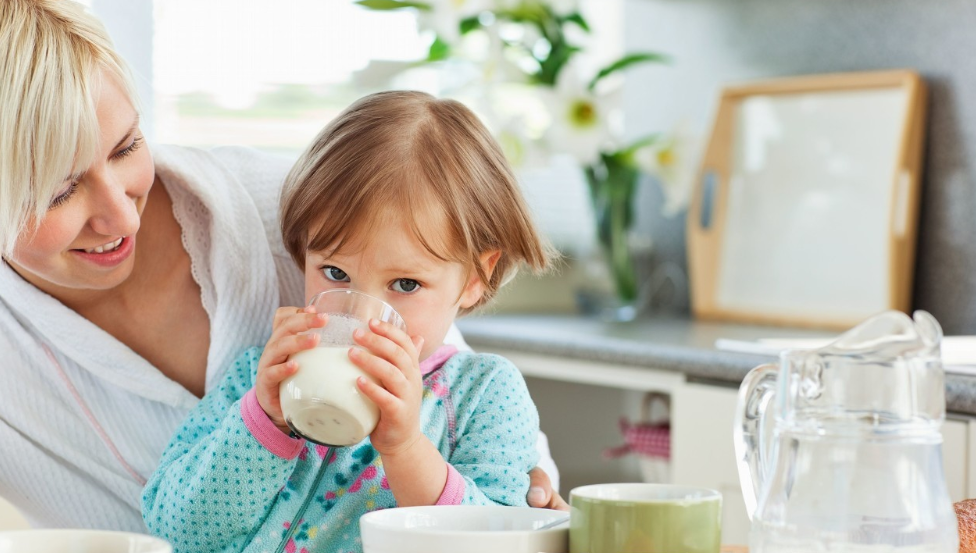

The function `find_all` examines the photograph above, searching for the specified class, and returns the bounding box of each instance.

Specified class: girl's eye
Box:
[322,266,350,282]
[49,181,79,210]
[392,279,420,294]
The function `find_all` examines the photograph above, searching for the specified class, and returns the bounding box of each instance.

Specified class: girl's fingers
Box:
[270,312,327,341]
[273,305,313,327]
[259,359,299,389]
[271,307,296,328]
[353,324,415,375]
[349,347,405,392]
[356,375,399,411]
[368,319,417,357]
[350,348,421,403]
[264,332,320,367]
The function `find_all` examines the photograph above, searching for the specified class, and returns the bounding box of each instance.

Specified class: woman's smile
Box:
[70,235,135,268]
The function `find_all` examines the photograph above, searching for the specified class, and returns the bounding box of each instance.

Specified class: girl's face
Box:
[304,216,494,362]
[6,73,154,296]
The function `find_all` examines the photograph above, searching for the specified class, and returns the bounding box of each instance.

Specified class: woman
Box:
[0,0,564,532]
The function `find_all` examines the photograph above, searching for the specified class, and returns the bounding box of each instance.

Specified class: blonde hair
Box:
[0,0,137,256]
[281,90,555,311]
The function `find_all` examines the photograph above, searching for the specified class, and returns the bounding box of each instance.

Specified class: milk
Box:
[279,346,379,447]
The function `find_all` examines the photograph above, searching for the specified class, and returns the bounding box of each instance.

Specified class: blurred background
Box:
[82,0,976,332]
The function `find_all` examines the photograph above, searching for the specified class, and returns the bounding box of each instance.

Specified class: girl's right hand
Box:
[256,306,327,433]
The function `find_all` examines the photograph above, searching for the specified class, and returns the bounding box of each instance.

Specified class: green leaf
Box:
[536,44,581,86]
[613,134,662,164]
[588,52,670,91]
[354,0,431,11]
[460,15,482,35]
[427,36,451,61]
[562,12,590,32]
[496,4,549,24]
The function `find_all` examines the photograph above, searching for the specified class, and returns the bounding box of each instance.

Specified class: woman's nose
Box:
[87,173,142,238]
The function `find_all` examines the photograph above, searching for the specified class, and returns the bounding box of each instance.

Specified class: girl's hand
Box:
[256,306,327,433]
[350,319,425,456]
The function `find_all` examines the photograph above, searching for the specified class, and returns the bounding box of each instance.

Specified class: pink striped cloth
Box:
[604,418,670,460]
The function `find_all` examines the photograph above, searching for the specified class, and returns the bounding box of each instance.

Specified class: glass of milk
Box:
[279,290,406,447]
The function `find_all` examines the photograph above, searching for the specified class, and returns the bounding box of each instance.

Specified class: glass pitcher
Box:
[733,310,958,553]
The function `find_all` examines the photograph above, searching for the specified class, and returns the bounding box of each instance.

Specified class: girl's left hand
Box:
[350,319,425,456]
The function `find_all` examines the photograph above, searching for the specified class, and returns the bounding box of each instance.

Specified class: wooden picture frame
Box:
[687,70,928,330]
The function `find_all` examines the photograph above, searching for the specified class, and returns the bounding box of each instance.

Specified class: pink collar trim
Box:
[420,345,459,376]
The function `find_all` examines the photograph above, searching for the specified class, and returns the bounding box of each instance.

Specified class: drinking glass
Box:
[279,290,406,447]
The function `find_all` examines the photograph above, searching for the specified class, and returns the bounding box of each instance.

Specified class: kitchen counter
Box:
[456,314,976,417]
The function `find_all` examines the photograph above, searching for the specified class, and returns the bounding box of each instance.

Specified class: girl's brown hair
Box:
[280,90,555,311]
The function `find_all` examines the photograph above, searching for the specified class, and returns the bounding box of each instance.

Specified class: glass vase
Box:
[575,156,646,322]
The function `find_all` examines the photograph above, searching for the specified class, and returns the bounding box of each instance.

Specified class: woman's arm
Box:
[141,347,303,553]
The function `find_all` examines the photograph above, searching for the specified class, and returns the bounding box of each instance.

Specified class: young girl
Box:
[141,91,555,553]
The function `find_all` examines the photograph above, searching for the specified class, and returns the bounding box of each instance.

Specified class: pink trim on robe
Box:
[241,389,306,459]
[420,345,459,376]
[435,463,466,505]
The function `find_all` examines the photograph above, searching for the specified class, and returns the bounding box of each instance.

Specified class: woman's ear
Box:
[459,250,501,309]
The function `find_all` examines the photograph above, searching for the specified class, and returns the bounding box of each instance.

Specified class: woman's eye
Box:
[114,135,143,160]
[392,279,420,294]
[322,266,349,282]
[49,181,79,210]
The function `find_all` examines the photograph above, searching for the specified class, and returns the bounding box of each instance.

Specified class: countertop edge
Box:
[460,325,976,417]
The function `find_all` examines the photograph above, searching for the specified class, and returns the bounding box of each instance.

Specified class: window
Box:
[89,0,427,156]
[85,0,623,250]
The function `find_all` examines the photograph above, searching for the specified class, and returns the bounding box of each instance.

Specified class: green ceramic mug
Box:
[569,483,722,553]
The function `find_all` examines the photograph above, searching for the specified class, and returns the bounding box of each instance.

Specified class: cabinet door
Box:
[0,496,28,531]
[942,417,968,503]
[671,382,749,546]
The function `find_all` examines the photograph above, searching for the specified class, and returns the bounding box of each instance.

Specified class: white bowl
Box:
[0,529,172,553]
[359,505,568,553]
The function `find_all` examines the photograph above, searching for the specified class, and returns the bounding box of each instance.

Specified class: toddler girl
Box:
[142,90,554,553]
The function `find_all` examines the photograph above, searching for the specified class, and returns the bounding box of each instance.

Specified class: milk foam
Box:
[308,314,369,347]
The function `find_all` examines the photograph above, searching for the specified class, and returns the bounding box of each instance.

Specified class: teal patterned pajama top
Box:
[141,345,540,553]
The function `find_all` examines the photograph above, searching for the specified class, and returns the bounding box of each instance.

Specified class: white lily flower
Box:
[497,128,527,166]
[476,24,528,84]
[543,62,614,167]
[418,0,493,45]
[496,115,549,169]
[633,128,702,216]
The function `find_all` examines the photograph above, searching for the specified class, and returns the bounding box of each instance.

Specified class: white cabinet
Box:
[944,417,969,503]
[671,383,750,545]
[0,496,28,531]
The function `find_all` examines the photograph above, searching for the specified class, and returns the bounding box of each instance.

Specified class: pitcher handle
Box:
[733,363,779,520]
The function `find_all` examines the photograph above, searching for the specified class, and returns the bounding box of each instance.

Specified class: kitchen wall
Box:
[623,0,976,333]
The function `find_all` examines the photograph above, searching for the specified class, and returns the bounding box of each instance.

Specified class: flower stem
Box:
[586,156,640,303]
[609,190,637,302]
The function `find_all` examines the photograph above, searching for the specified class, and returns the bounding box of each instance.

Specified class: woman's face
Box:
[6,73,154,295]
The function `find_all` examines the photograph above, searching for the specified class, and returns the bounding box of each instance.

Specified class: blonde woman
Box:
[0,0,563,532]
